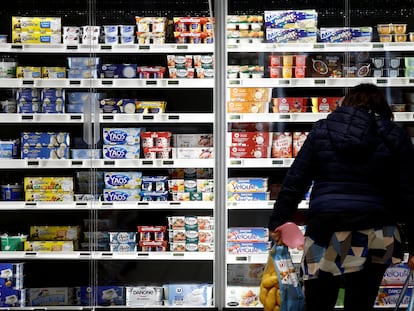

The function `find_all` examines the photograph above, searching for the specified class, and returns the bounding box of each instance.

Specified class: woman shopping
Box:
[269,83,414,311]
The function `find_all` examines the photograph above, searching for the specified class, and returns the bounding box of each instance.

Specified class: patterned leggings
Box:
[304,262,388,311]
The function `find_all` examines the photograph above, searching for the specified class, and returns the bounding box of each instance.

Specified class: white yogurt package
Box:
[103,189,141,201]
[103,128,142,145]
[104,171,142,189]
[163,283,213,306]
[102,145,141,159]
[125,286,163,306]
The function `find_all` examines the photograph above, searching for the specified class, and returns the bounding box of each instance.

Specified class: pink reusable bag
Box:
[276,222,304,249]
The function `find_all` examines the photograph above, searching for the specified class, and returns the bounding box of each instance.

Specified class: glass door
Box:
[0,0,218,309]
[224,0,414,310]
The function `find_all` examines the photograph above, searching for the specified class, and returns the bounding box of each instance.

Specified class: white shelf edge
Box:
[0,78,214,89]
[227,41,414,53]
[227,112,414,123]
[98,201,214,210]
[0,251,214,260]
[226,200,309,210]
[0,159,215,169]
[0,43,214,53]
[100,113,214,123]
[0,112,408,124]
[0,201,214,210]
[3,41,414,53]
[226,253,268,264]
[97,251,214,260]
[227,77,414,88]
[226,200,275,209]
[227,158,294,168]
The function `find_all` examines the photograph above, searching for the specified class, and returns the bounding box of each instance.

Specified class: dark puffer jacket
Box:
[268,105,414,252]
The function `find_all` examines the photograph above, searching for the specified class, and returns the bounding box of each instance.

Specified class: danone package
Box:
[259,245,304,311]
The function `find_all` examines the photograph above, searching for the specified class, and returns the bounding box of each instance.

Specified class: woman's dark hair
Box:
[340,83,394,120]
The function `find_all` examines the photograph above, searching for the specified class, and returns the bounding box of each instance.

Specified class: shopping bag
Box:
[259,245,305,311]
[394,269,413,311]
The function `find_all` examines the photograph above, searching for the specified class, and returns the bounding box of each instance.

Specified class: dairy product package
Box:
[226,286,262,307]
[24,177,73,191]
[103,127,142,145]
[78,286,124,306]
[102,145,140,159]
[0,262,24,289]
[24,241,74,252]
[125,286,164,306]
[27,287,76,306]
[227,177,268,193]
[163,283,213,306]
[103,189,141,201]
[0,288,26,307]
[104,171,142,189]
[29,225,80,240]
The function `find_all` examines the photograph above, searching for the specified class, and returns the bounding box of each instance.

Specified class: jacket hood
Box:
[325,106,383,157]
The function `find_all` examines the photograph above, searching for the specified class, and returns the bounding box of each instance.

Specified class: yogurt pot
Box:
[62,26,81,35]
[120,25,135,36]
[104,36,119,44]
[0,35,7,43]
[120,36,135,44]
[82,25,101,35]
[103,25,119,36]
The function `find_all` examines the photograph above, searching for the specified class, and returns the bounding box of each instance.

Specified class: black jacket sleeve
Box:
[268,130,315,232]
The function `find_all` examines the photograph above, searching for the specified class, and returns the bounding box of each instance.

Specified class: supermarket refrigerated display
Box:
[225,0,414,310]
[0,0,218,309]
[0,0,414,310]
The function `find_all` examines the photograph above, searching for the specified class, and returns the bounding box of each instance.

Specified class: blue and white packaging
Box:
[79,286,124,306]
[0,263,24,289]
[351,27,373,42]
[0,288,26,307]
[100,98,137,113]
[21,132,70,147]
[70,149,102,159]
[99,64,137,78]
[16,88,40,113]
[16,88,40,101]
[102,145,141,159]
[267,28,317,43]
[67,57,100,69]
[163,283,213,306]
[103,128,142,145]
[319,27,352,43]
[17,100,40,113]
[21,146,69,159]
[109,242,137,252]
[109,232,136,243]
[67,92,106,104]
[264,10,318,29]
[67,68,98,79]
[40,88,65,113]
[66,91,105,113]
[0,140,19,159]
[140,191,169,201]
[27,287,73,306]
[227,192,270,201]
[104,171,142,189]
[125,286,164,307]
[103,189,141,201]
[141,176,168,192]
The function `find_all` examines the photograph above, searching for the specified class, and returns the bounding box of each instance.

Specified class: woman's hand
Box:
[270,230,283,245]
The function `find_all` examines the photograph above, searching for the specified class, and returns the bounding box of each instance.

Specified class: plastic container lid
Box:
[276,222,304,249]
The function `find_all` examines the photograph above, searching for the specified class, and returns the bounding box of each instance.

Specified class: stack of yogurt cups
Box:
[62,25,136,45]
[103,25,136,44]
